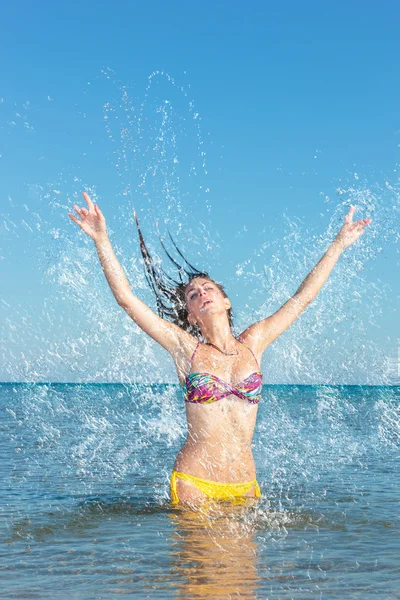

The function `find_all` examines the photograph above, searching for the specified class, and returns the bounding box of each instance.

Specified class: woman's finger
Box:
[83,191,95,211]
[73,203,83,216]
[344,206,355,224]
[68,213,82,227]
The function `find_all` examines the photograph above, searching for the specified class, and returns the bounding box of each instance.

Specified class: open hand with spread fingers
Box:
[334,205,373,250]
[68,192,107,242]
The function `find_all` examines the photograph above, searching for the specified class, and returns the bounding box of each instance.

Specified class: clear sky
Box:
[1,1,399,384]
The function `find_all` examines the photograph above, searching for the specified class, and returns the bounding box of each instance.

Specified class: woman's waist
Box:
[186,419,255,443]
[174,441,256,482]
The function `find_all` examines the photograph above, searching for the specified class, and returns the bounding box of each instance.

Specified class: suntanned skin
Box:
[173,278,262,502]
[68,194,372,504]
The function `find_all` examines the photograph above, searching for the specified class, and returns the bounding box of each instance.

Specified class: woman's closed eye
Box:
[190,286,214,300]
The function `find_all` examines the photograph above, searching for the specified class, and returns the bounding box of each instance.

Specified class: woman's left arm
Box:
[240,206,373,353]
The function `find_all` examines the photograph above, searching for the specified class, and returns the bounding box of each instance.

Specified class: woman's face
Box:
[185,277,230,325]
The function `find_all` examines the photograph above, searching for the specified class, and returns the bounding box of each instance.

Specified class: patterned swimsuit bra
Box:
[184,339,263,405]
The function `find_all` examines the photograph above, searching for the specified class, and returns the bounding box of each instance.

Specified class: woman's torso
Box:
[174,339,263,482]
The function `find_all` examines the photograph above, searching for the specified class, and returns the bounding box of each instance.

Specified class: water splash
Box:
[233,174,399,385]
[0,69,216,385]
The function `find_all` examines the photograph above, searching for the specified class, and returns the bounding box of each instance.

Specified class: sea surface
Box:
[1,382,399,599]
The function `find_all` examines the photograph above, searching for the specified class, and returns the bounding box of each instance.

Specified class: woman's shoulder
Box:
[169,329,201,384]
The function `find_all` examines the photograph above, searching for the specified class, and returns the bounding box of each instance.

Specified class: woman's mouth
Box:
[200,300,212,311]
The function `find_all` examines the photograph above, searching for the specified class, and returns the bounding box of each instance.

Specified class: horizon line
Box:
[0,381,398,387]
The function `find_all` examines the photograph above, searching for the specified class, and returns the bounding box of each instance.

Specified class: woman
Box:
[68,193,372,505]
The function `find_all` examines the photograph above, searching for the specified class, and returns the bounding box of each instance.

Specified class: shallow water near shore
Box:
[1,382,399,599]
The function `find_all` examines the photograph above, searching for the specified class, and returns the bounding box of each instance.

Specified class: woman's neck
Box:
[200,320,236,353]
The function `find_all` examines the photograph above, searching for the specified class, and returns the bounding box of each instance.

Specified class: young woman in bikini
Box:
[68,193,372,505]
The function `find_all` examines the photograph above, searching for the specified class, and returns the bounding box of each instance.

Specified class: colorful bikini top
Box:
[184,339,263,405]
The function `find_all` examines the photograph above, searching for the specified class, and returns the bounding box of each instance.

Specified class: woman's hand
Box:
[334,205,373,250]
[68,192,107,242]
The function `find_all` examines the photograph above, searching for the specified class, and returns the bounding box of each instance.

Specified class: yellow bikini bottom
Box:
[170,470,262,505]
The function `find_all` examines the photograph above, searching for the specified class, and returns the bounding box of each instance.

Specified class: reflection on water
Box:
[169,502,261,599]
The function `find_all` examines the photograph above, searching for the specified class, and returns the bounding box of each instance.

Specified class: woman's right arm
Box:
[68,192,195,357]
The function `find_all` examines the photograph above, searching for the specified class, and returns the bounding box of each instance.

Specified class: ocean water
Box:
[1,382,399,599]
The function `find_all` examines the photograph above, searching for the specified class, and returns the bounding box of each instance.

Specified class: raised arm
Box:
[68,192,195,358]
[240,206,373,354]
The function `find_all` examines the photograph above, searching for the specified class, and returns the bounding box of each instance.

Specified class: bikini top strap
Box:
[238,338,260,369]
[189,340,200,369]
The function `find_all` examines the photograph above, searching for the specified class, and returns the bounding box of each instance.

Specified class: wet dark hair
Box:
[134,213,233,338]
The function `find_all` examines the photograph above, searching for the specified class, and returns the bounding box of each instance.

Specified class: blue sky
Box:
[0,1,399,383]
